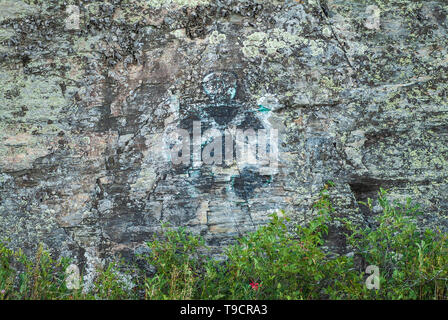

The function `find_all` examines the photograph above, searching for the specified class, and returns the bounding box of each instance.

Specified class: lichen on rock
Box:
[0,0,447,279]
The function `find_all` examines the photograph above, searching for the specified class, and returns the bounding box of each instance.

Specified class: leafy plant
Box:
[142,224,208,300]
[1,186,447,300]
[0,242,71,300]
[342,188,448,299]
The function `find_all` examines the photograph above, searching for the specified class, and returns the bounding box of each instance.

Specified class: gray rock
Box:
[0,0,447,279]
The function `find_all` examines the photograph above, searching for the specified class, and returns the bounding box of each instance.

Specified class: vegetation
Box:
[0,184,447,300]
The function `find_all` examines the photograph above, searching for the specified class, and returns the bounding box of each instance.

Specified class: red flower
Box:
[250,282,261,291]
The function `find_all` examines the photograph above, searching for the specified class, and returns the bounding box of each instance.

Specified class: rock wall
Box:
[0,0,447,272]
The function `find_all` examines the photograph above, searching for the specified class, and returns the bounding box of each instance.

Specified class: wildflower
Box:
[250,282,261,291]
[0,290,5,295]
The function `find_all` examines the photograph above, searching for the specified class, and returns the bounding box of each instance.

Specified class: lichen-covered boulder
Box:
[0,0,447,277]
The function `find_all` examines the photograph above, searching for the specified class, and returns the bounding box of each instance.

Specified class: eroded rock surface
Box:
[0,0,447,273]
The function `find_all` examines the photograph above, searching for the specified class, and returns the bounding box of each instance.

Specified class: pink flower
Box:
[250,282,261,291]
[0,290,5,295]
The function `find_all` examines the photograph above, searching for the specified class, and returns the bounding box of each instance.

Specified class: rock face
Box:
[0,0,447,272]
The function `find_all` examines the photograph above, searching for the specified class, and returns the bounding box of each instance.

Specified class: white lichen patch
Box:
[322,26,332,38]
[170,28,187,39]
[209,31,227,45]
[364,5,381,30]
[130,165,157,199]
[242,32,267,58]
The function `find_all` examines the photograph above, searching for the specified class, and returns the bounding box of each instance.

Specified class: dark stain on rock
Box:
[12,106,28,118]
[203,104,240,126]
[433,6,447,25]
[186,7,212,39]
[21,54,31,67]
[4,88,20,100]
[232,166,271,200]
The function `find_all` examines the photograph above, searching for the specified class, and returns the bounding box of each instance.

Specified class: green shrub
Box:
[142,224,208,300]
[140,182,360,300]
[0,243,72,300]
[342,188,448,299]
[1,185,447,300]
[140,185,447,300]
[218,182,342,299]
[84,261,140,300]
[0,243,138,300]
